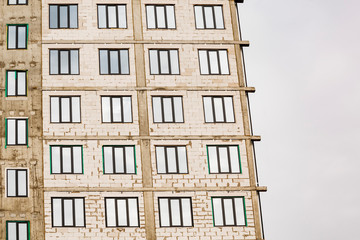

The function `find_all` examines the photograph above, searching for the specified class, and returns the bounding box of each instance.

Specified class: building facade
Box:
[1,0,266,239]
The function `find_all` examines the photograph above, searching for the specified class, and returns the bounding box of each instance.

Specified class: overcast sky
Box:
[239,0,360,239]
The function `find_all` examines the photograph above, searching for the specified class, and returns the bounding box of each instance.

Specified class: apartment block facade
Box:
[1,0,266,239]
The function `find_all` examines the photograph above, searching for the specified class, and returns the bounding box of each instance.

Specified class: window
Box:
[212,197,247,227]
[51,197,85,227]
[207,145,241,174]
[194,5,224,29]
[203,96,235,123]
[49,5,78,29]
[101,96,132,123]
[49,49,79,75]
[7,25,27,49]
[6,70,27,97]
[152,96,184,123]
[156,146,188,174]
[7,169,28,197]
[50,146,83,174]
[99,49,129,75]
[50,96,81,123]
[103,146,136,174]
[8,0,27,5]
[105,197,139,227]
[6,118,27,146]
[6,221,29,240]
[149,49,179,75]
[98,5,127,29]
[146,5,176,29]
[158,197,193,227]
[198,49,229,75]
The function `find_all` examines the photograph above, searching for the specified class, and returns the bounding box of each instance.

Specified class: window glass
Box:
[128,198,139,226]
[224,97,234,122]
[118,6,127,28]
[234,198,246,225]
[106,198,116,226]
[152,97,162,122]
[149,50,159,74]
[7,170,16,197]
[60,51,69,74]
[156,6,166,28]
[209,51,219,74]
[198,50,208,74]
[50,50,59,74]
[170,199,181,226]
[159,51,169,74]
[7,222,17,240]
[213,198,224,226]
[74,198,85,226]
[59,6,68,28]
[98,6,106,28]
[204,7,214,28]
[108,6,117,28]
[110,51,120,74]
[159,198,170,227]
[224,199,235,225]
[17,72,26,95]
[17,120,26,145]
[208,146,219,173]
[114,147,124,173]
[70,50,79,74]
[178,147,188,173]
[99,50,108,74]
[17,26,26,49]
[52,198,62,226]
[49,6,58,28]
[156,147,166,173]
[146,6,156,28]
[166,6,176,28]
[69,5,78,28]
[64,199,74,226]
[7,71,16,96]
[181,198,193,227]
[8,26,16,49]
[17,170,27,196]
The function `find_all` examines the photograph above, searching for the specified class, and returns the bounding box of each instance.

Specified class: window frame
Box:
[202,96,235,123]
[104,197,140,227]
[101,96,133,123]
[193,5,225,30]
[155,146,188,174]
[151,96,184,123]
[51,197,86,228]
[50,145,84,174]
[50,96,81,123]
[102,145,137,175]
[49,4,79,29]
[49,49,80,75]
[211,196,247,227]
[6,221,30,240]
[5,118,28,146]
[97,4,128,29]
[98,49,130,75]
[145,4,176,29]
[148,49,180,75]
[158,197,194,227]
[7,24,28,50]
[6,169,28,198]
[5,70,27,97]
[206,145,242,174]
[198,49,230,75]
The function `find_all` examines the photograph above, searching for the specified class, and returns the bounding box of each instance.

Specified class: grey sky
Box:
[239,0,360,239]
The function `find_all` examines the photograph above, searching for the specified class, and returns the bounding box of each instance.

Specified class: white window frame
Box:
[152,96,184,123]
[194,5,225,29]
[149,49,180,75]
[212,197,247,227]
[207,145,241,174]
[50,146,83,174]
[198,49,229,75]
[50,96,81,123]
[146,5,176,29]
[156,146,188,174]
[49,4,78,29]
[99,49,130,75]
[6,70,27,97]
[101,96,133,123]
[6,118,28,146]
[97,4,127,29]
[103,146,136,174]
[7,24,27,49]
[49,49,79,75]
[158,197,193,227]
[203,96,235,123]
[51,197,86,227]
[6,221,29,240]
[6,169,28,197]
[105,197,140,227]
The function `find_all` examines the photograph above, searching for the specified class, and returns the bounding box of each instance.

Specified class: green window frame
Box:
[5,70,28,97]
[7,24,28,49]
[6,221,30,240]
[102,145,137,174]
[206,145,242,174]
[50,145,84,174]
[5,118,28,148]
[211,196,247,227]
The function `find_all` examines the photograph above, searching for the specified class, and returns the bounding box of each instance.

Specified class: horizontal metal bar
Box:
[41,40,250,46]
[42,186,267,192]
[42,135,261,141]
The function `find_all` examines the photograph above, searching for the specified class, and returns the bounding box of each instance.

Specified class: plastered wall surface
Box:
[0,1,44,239]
